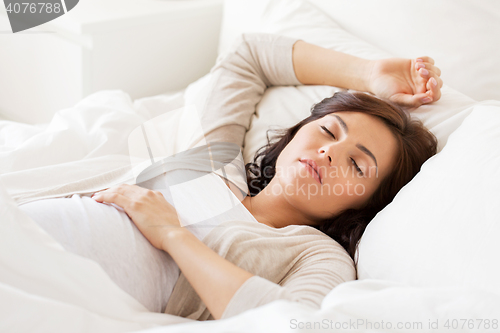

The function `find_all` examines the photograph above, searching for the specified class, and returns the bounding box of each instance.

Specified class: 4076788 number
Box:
[444,319,498,330]
[5,2,62,14]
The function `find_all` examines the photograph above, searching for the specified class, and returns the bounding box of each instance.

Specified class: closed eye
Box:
[320,126,336,140]
[351,158,364,176]
[321,125,364,177]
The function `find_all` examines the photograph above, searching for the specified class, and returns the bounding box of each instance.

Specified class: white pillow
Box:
[357,104,500,293]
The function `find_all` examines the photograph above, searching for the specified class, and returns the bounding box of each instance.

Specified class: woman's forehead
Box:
[320,111,380,128]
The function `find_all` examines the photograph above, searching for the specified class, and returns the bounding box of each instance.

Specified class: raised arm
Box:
[199,34,442,148]
[292,40,443,107]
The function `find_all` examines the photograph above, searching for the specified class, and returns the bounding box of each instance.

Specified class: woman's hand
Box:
[93,184,253,320]
[368,56,443,108]
[92,184,180,250]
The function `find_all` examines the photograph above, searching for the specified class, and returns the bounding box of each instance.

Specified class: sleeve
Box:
[192,33,303,148]
[220,247,356,319]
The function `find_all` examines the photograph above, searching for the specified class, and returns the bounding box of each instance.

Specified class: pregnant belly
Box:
[19,194,180,313]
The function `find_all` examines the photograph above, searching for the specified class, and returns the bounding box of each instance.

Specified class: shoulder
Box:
[205,142,248,193]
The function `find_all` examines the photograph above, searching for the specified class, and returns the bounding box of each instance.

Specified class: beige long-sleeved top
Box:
[164,33,356,320]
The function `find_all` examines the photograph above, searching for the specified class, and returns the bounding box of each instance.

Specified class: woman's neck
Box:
[242,179,315,228]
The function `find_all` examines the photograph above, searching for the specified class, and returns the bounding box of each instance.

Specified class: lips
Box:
[300,159,322,184]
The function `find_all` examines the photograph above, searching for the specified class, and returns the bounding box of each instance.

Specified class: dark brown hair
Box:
[245,91,438,261]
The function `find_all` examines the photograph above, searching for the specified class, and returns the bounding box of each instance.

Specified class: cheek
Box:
[274,154,294,182]
[275,142,295,168]
[313,179,375,212]
[281,179,376,219]
[321,182,368,200]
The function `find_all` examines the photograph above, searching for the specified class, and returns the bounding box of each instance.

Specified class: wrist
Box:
[362,59,377,94]
[329,53,374,93]
[161,227,191,253]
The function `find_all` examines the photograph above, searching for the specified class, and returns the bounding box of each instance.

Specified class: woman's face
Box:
[272,111,398,222]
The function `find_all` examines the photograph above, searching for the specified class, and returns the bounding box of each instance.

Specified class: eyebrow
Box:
[332,114,348,134]
[356,144,378,176]
[331,114,379,175]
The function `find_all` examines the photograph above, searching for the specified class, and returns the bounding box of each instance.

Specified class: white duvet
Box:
[1,90,500,333]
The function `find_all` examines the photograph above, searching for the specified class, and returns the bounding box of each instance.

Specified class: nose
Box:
[319,149,332,164]
[318,144,336,166]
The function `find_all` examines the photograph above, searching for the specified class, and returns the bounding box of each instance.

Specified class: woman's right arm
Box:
[199,33,443,147]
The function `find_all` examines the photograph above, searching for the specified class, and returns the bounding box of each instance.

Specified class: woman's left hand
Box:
[92,184,180,250]
[368,56,443,108]
[93,184,254,320]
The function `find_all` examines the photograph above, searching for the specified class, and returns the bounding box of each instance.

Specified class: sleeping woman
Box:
[19,33,441,320]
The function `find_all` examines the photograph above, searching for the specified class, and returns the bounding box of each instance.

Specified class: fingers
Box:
[416,56,435,65]
[432,74,443,88]
[92,190,131,210]
[426,76,442,102]
[414,57,442,85]
[390,93,425,108]
[411,58,439,96]
[415,61,442,77]
[410,56,444,106]
[92,184,145,208]
[391,80,442,108]
[392,90,440,108]
[420,63,443,104]
[94,184,147,197]
[92,184,169,215]
[410,80,440,106]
